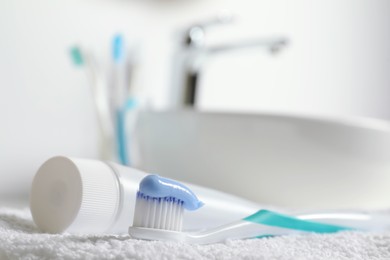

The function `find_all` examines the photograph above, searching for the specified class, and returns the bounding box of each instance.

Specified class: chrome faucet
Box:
[169,13,288,108]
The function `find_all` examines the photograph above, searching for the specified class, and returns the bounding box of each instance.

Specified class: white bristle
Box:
[132,192,185,232]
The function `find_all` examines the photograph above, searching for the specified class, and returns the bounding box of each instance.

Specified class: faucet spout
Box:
[170,14,289,109]
[206,38,288,55]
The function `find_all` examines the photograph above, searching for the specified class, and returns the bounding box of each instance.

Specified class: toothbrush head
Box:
[70,46,84,66]
[129,175,203,241]
[112,34,124,63]
[132,191,185,231]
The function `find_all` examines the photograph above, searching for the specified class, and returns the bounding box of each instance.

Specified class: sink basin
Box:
[134,110,390,209]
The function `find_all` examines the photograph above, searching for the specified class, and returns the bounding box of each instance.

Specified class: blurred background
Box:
[1,0,390,207]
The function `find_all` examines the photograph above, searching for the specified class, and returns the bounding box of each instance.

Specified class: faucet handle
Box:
[184,10,235,47]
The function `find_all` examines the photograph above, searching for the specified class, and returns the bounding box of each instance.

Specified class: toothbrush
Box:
[70,46,115,161]
[129,175,390,244]
[111,34,139,166]
[70,37,136,165]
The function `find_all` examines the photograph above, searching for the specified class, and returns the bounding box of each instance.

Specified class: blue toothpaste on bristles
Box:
[132,175,204,232]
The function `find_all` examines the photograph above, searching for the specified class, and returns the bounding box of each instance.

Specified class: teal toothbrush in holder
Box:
[112,34,137,166]
[69,45,116,162]
[69,34,137,166]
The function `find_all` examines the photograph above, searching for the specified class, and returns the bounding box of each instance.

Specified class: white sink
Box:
[135,110,390,209]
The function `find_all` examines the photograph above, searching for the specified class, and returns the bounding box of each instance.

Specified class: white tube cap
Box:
[30,156,120,233]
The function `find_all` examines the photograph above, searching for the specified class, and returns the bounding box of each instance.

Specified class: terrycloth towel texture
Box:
[1,208,390,260]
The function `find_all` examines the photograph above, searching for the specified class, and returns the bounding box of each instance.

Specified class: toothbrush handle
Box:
[189,210,353,244]
[296,211,390,231]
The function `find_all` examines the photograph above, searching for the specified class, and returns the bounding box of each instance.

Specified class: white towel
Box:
[1,207,390,260]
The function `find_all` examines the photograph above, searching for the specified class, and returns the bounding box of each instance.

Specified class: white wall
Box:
[0,0,389,197]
